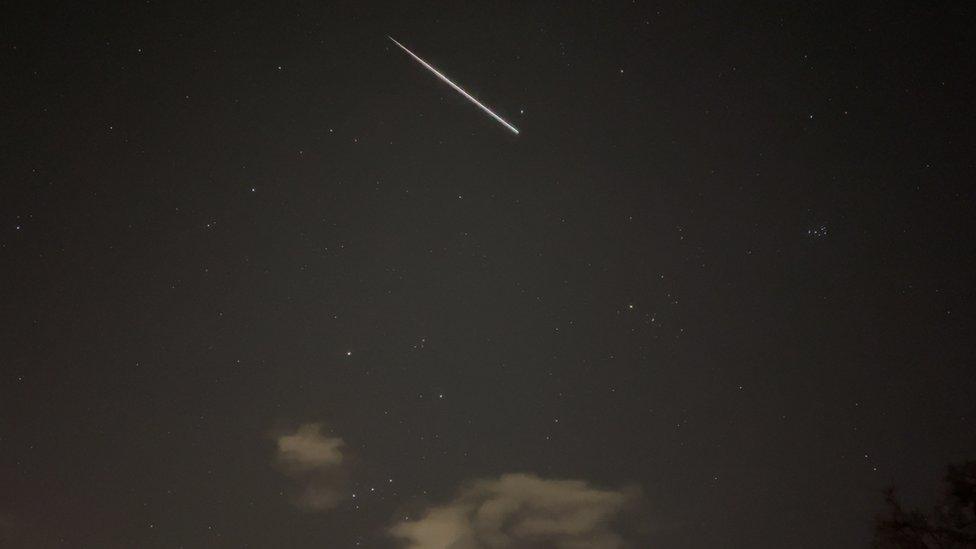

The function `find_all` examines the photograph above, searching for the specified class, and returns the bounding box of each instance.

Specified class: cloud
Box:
[389,473,639,549]
[274,423,348,511]
[277,423,344,471]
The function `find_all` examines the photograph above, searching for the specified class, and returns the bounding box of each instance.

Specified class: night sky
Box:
[3,2,975,548]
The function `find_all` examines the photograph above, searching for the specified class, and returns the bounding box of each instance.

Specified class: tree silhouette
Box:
[874,461,976,548]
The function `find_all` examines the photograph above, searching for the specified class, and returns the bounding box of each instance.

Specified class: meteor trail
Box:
[388,36,520,135]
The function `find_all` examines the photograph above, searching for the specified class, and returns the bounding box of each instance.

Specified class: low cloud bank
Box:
[390,473,639,549]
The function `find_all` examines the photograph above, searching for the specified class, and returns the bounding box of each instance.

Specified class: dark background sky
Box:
[3,2,974,547]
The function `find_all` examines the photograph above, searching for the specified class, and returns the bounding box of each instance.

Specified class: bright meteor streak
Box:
[388,36,520,135]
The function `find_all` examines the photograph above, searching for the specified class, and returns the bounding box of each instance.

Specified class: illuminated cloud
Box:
[274,423,347,511]
[390,473,639,549]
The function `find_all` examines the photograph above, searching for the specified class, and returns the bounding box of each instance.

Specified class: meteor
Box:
[388,36,520,135]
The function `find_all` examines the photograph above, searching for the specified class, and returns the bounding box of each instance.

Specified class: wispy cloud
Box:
[274,423,348,511]
[390,473,640,548]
